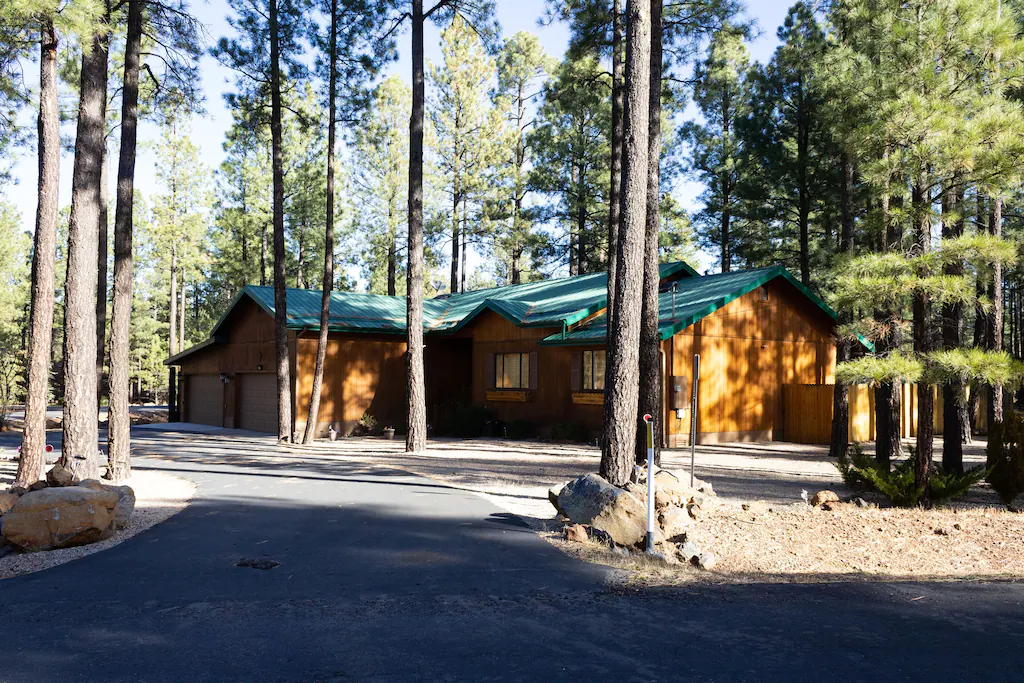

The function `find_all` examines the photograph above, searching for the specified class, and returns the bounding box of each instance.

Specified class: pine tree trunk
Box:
[874,164,901,468]
[270,0,293,442]
[969,196,988,433]
[797,107,810,287]
[170,251,178,356]
[460,205,467,293]
[106,0,141,481]
[260,222,267,286]
[16,21,60,488]
[62,13,109,479]
[179,272,186,348]
[912,179,933,492]
[607,0,624,321]
[96,146,108,410]
[601,0,651,487]
[637,0,662,466]
[941,182,965,474]
[387,205,397,296]
[450,191,460,293]
[302,0,337,445]
[829,150,854,461]
[405,0,427,453]
[990,196,1004,425]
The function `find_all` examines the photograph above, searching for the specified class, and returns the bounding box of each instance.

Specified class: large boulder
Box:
[658,506,691,542]
[557,474,646,547]
[1,486,119,551]
[78,480,135,529]
[0,490,20,516]
[46,462,79,488]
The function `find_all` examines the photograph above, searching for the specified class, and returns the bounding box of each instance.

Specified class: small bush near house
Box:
[436,405,495,438]
[358,412,378,431]
[837,443,987,507]
[987,415,1024,504]
[505,420,540,439]
[549,421,591,443]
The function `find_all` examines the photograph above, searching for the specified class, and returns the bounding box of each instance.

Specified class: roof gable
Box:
[540,266,838,345]
[209,261,699,337]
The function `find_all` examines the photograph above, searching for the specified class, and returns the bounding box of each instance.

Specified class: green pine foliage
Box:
[837,443,988,507]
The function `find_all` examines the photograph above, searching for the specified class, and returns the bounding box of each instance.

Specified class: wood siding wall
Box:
[469,311,604,435]
[783,383,989,445]
[664,281,835,445]
[293,333,407,437]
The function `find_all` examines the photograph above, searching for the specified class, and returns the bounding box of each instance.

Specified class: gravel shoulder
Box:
[0,463,196,580]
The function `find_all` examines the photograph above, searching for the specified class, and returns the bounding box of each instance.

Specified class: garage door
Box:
[237,373,279,433]
[185,374,224,427]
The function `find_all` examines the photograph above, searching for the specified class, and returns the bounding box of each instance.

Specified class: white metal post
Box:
[690,354,700,489]
[643,413,655,552]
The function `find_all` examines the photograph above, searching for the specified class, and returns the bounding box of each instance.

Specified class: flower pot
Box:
[382,428,396,440]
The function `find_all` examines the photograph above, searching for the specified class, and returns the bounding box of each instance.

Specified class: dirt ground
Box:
[308,435,1023,584]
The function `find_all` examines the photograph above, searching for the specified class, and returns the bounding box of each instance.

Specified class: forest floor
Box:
[308,436,1024,584]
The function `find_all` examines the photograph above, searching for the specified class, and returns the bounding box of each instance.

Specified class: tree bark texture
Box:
[601,0,651,487]
[96,145,108,410]
[912,180,933,491]
[303,0,337,445]
[990,196,1004,425]
[270,0,293,442]
[62,16,109,478]
[16,22,60,488]
[107,0,142,482]
[828,150,854,461]
[606,0,624,321]
[405,0,427,453]
[637,0,662,466]
[941,183,965,473]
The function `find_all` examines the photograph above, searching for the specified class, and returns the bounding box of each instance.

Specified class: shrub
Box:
[836,443,987,507]
[987,414,1024,504]
[504,420,540,439]
[358,412,378,432]
[550,421,591,443]
[836,442,879,489]
[435,405,495,438]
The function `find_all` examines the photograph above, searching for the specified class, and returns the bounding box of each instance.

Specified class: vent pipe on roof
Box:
[671,283,677,319]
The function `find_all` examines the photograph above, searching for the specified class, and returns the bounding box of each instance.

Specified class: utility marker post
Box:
[643,413,655,553]
[690,354,700,489]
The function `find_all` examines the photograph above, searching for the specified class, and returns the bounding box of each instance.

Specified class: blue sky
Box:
[4,0,796,276]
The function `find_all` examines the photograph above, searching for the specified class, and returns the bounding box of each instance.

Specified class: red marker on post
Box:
[643,414,655,553]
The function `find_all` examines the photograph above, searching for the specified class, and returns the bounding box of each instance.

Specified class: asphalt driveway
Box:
[1,428,1023,682]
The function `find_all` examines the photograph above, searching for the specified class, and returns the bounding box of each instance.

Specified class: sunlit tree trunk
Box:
[607,0,624,320]
[637,0,662,466]
[303,0,338,445]
[107,0,142,482]
[16,21,61,488]
[406,0,427,453]
[601,0,651,487]
[62,9,109,479]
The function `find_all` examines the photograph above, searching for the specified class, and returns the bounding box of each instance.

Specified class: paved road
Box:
[1,429,1023,682]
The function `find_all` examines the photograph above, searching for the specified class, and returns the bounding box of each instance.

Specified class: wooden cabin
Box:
[166,264,837,445]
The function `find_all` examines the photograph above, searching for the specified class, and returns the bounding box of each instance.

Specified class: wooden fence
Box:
[782,383,989,445]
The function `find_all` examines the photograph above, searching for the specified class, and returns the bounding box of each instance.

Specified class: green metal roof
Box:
[210,261,699,337]
[212,286,411,336]
[539,266,839,345]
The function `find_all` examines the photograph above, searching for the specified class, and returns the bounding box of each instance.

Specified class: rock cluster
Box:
[550,468,718,570]
[0,474,135,553]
